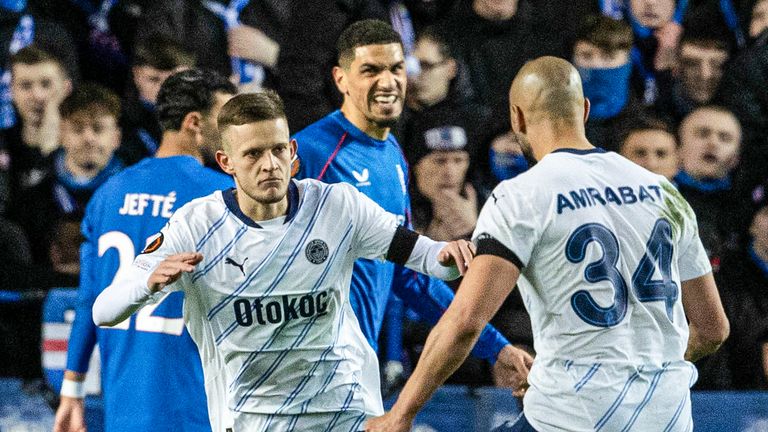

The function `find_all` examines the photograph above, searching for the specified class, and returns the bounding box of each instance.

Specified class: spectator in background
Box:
[120,35,195,165]
[675,105,742,264]
[0,0,79,130]
[135,0,231,78]
[400,28,495,195]
[712,179,768,390]
[485,130,530,187]
[6,46,72,225]
[619,114,679,180]
[627,0,685,104]
[749,0,768,40]
[9,83,123,287]
[572,15,636,152]
[435,0,554,123]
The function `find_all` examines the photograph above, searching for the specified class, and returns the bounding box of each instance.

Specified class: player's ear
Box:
[215,149,235,176]
[583,97,591,125]
[181,111,203,135]
[332,66,347,94]
[511,105,526,134]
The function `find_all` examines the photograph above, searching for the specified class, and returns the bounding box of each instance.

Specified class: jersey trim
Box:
[551,147,607,155]
[385,226,419,265]
[317,132,348,181]
[222,182,300,228]
[475,234,525,269]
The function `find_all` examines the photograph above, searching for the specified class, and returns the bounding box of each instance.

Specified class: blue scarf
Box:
[0,0,25,12]
[55,151,124,192]
[490,148,528,181]
[748,243,768,280]
[674,170,731,193]
[578,63,632,120]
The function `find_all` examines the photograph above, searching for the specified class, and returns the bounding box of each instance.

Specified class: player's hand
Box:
[147,252,203,293]
[437,239,476,276]
[493,344,534,397]
[53,396,87,432]
[364,411,413,432]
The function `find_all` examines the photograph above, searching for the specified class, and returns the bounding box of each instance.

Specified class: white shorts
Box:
[234,410,370,432]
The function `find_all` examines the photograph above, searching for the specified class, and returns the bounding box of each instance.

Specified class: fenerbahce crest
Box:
[305,239,329,264]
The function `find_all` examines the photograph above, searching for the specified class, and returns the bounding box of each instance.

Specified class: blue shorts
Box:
[492,413,538,432]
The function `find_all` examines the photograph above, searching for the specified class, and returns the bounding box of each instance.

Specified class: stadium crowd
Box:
[0,0,766,399]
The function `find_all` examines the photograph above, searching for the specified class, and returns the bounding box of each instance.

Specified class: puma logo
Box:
[225,257,248,275]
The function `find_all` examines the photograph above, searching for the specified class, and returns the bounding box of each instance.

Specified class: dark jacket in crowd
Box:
[715,249,768,390]
[586,99,643,153]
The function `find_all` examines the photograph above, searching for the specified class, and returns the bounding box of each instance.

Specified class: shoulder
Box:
[169,191,225,223]
[292,113,345,152]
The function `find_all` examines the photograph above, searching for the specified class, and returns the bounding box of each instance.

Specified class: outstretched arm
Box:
[681,272,729,362]
[366,254,533,432]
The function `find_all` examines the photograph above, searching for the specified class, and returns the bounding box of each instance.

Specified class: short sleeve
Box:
[342,184,399,260]
[676,200,713,281]
[472,182,542,267]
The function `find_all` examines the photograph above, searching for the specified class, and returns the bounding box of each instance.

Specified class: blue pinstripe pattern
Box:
[574,363,601,392]
[213,187,331,345]
[195,208,231,251]
[564,360,574,371]
[228,223,353,389]
[192,224,248,282]
[234,313,322,411]
[323,383,361,432]
[207,187,312,321]
[350,412,367,432]
[662,392,688,432]
[620,362,670,432]
[594,369,643,431]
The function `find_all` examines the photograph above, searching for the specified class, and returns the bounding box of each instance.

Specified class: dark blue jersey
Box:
[293,110,507,360]
[66,156,233,432]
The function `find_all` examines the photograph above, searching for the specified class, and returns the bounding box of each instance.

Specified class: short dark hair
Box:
[217,91,285,131]
[60,82,121,120]
[156,68,237,132]
[418,27,452,59]
[679,34,729,52]
[10,45,68,77]
[575,15,633,53]
[133,35,195,70]
[337,19,403,68]
[620,114,676,150]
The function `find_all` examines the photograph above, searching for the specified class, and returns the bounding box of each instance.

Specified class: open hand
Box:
[148,252,203,293]
[437,239,476,276]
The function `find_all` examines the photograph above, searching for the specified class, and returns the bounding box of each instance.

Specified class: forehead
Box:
[64,110,117,125]
[12,61,65,80]
[626,129,676,148]
[684,109,739,132]
[223,118,290,151]
[680,44,727,59]
[351,43,404,66]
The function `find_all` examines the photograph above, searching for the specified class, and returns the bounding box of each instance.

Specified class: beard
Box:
[510,131,537,167]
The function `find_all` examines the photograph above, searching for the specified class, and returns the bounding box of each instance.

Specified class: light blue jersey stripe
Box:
[228,222,352,388]
[620,362,670,432]
[192,224,248,282]
[195,208,230,251]
[594,369,642,431]
[350,412,367,432]
[663,392,688,432]
[213,188,331,343]
[207,187,312,320]
[323,383,360,432]
[574,363,601,393]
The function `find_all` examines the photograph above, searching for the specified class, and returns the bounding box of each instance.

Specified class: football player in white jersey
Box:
[92,91,475,431]
[367,57,730,432]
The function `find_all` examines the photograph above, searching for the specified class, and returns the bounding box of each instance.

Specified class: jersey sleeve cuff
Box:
[475,235,525,269]
[386,226,420,265]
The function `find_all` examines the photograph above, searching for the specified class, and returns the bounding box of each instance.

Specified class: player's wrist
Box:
[60,378,86,399]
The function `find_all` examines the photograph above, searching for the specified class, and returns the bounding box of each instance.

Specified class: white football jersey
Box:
[132,179,400,428]
[474,149,711,432]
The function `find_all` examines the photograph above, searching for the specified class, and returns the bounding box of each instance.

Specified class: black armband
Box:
[385,226,420,265]
[475,234,525,269]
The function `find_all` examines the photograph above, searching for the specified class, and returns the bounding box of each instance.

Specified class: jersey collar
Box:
[222,180,300,228]
[551,147,607,155]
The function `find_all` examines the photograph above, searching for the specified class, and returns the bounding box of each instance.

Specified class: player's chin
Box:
[257,187,287,204]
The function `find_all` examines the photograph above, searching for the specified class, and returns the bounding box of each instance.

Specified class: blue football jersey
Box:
[65,155,233,432]
[293,110,507,360]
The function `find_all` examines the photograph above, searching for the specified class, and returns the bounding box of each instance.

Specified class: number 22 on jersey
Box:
[566,218,678,327]
[97,231,185,335]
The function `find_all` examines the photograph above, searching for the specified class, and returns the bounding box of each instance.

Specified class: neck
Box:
[528,121,593,161]
[155,131,203,163]
[340,104,390,141]
[236,189,288,221]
